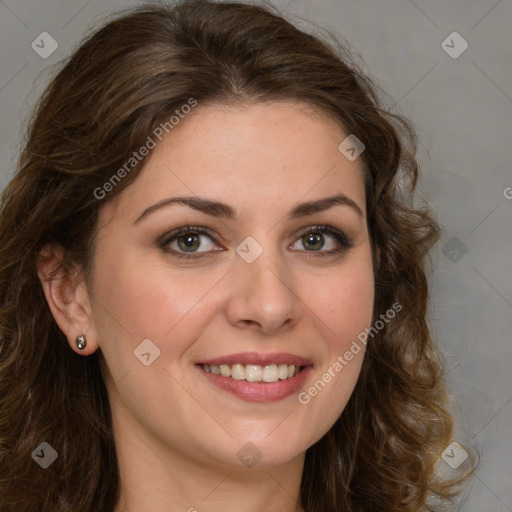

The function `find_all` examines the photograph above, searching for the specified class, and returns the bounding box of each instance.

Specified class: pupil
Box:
[304,232,323,251]
[179,233,199,251]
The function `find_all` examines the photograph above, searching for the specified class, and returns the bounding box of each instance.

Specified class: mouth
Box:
[195,352,313,403]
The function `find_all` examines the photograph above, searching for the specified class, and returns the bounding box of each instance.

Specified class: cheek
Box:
[297,251,374,421]
[89,252,194,386]
[91,248,217,343]
[309,252,375,348]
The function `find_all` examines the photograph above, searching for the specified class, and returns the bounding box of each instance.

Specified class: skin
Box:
[38,100,375,512]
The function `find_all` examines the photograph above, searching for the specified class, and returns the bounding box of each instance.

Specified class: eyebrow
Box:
[133,193,364,224]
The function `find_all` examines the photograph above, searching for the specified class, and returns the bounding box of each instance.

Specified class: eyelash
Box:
[159,224,354,260]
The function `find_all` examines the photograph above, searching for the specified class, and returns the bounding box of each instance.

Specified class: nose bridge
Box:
[236,232,292,300]
[226,232,299,333]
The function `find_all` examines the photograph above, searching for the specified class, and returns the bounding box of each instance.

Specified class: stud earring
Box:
[76,335,86,350]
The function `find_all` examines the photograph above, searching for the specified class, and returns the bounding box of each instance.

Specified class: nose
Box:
[224,243,301,335]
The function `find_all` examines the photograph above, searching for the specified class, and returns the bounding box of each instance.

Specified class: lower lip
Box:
[196,365,313,403]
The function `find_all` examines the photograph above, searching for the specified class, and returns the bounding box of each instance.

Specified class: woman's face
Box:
[87,100,375,469]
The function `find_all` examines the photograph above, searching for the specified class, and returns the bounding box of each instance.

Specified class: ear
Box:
[37,244,99,355]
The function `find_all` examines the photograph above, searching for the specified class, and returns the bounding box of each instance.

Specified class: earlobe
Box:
[36,244,98,355]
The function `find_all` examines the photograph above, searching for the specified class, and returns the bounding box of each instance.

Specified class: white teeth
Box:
[262,364,278,382]
[220,364,231,377]
[231,363,245,380]
[245,364,262,382]
[202,363,303,382]
[278,363,289,380]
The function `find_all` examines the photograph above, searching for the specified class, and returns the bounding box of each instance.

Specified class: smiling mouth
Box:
[199,363,305,383]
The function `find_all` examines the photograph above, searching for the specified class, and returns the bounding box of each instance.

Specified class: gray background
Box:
[1,0,511,510]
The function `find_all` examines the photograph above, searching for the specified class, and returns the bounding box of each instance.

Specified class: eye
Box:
[159,224,353,259]
[160,226,220,258]
[289,225,353,255]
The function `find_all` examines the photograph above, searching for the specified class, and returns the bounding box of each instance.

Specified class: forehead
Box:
[99,100,367,225]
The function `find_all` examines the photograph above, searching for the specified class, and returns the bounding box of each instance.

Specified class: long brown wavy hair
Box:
[0,1,475,510]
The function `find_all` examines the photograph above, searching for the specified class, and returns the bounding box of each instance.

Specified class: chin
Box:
[216,433,310,470]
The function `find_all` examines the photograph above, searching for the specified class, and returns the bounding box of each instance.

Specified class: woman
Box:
[0,1,474,510]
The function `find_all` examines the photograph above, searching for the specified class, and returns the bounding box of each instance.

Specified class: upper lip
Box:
[197,352,313,367]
